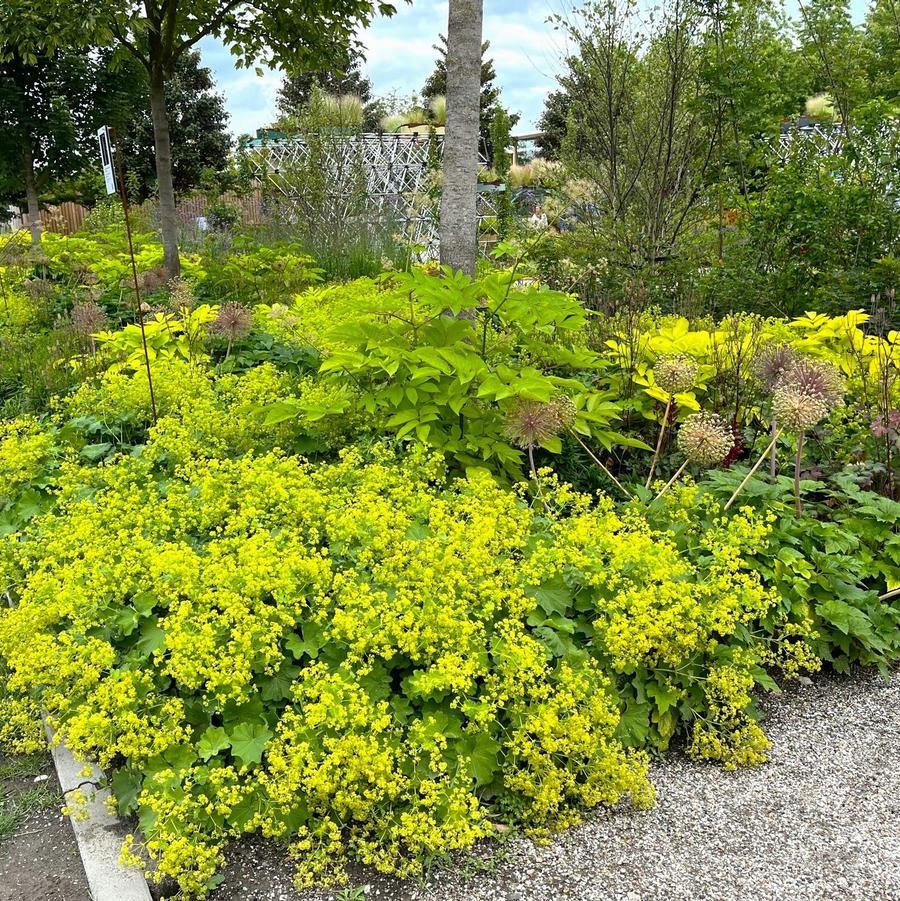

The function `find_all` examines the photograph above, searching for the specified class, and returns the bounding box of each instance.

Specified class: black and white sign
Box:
[97,126,117,195]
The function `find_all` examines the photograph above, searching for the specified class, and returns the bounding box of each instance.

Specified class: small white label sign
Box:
[97,127,117,195]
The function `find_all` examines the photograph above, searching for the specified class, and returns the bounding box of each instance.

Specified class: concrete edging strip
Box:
[45,722,153,901]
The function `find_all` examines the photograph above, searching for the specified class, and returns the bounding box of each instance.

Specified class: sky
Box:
[200,0,870,140]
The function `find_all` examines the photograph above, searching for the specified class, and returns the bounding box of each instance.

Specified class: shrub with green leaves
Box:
[258,267,647,477]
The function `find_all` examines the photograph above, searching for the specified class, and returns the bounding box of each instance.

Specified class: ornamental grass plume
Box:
[646,354,699,489]
[653,412,732,503]
[210,301,252,359]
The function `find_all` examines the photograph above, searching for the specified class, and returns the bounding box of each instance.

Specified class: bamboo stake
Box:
[652,458,689,504]
[725,429,784,510]
[569,430,633,499]
[645,397,673,489]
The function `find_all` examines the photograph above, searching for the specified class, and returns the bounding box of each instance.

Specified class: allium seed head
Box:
[771,386,829,432]
[676,411,733,466]
[782,357,844,407]
[504,400,563,450]
[167,277,195,313]
[550,395,577,431]
[68,301,108,338]
[210,301,252,342]
[654,354,699,396]
[752,343,798,393]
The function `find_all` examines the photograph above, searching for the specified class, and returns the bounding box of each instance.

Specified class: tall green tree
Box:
[862,0,900,101]
[22,0,401,277]
[107,51,232,200]
[422,34,512,159]
[0,50,93,242]
[439,0,483,277]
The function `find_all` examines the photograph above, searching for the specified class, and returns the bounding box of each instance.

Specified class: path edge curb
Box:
[44,720,153,901]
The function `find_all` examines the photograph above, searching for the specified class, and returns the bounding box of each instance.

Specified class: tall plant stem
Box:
[528,445,550,513]
[652,459,689,505]
[794,432,805,516]
[569,430,633,499]
[725,428,784,511]
[770,417,779,479]
[645,397,673,489]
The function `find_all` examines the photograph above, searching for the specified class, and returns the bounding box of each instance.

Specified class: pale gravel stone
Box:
[214,668,900,901]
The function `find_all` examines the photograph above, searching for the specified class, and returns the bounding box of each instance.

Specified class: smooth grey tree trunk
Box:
[23,137,41,244]
[148,71,181,278]
[439,0,483,278]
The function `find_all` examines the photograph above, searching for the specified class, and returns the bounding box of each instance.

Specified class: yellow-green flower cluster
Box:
[0,426,809,895]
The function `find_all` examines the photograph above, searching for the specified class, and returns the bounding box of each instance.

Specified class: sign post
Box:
[99,126,157,423]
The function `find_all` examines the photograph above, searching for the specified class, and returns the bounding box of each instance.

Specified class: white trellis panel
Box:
[242,133,498,257]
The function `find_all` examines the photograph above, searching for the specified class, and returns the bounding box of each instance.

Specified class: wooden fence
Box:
[4,200,89,235]
[3,190,266,237]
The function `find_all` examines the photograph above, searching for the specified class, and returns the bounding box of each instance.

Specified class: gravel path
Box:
[214,667,900,901]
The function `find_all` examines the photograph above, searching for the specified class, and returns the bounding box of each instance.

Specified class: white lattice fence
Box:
[242,133,499,256]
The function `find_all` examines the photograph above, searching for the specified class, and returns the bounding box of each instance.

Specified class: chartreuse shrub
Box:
[0,401,808,895]
[256,267,647,478]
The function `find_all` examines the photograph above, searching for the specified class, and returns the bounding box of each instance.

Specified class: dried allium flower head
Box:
[210,301,252,343]
[752,343,797,392]
[23,278,54,301]
[676,411,733,466]
[771,386,829,432]
[69,300,107,337]
[654,354,699,396]
[137,266,168,293]
[504,400,562,449]
[783,357,844,407]
[167,277,195,313]
[549,395,577,430]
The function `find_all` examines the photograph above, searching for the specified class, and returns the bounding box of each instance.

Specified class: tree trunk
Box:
[148,70,181,278]
[439,0,483,277]
[22,136,41,245]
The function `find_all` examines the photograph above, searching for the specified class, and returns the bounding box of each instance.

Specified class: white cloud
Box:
[203,2,566,136]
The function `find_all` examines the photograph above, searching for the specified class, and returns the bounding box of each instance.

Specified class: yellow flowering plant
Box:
[0,393,824,895]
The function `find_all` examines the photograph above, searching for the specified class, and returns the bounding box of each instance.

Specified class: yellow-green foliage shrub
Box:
[0,410,806,894]
[61,360,367,455]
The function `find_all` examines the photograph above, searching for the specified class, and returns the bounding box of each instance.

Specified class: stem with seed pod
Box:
[794,431,805,516]
[652,458,689,504]
[645,397,673,489]
[569,430,633,499]
[725,428,783,510]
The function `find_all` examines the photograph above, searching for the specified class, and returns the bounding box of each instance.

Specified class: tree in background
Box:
[422,34,515,159]
[0,50,94,242]
[536,89,571,159]
[23,0,402,278]
[276,47,383,131]
[440,0,484,276]
[108,51,232,201]
[795,0,868,128]
[862,0,900,102]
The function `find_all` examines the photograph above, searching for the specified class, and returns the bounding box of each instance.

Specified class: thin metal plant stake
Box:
[111,129,157,424]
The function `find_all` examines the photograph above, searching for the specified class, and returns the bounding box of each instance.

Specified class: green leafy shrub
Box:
[263,267,646,477]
